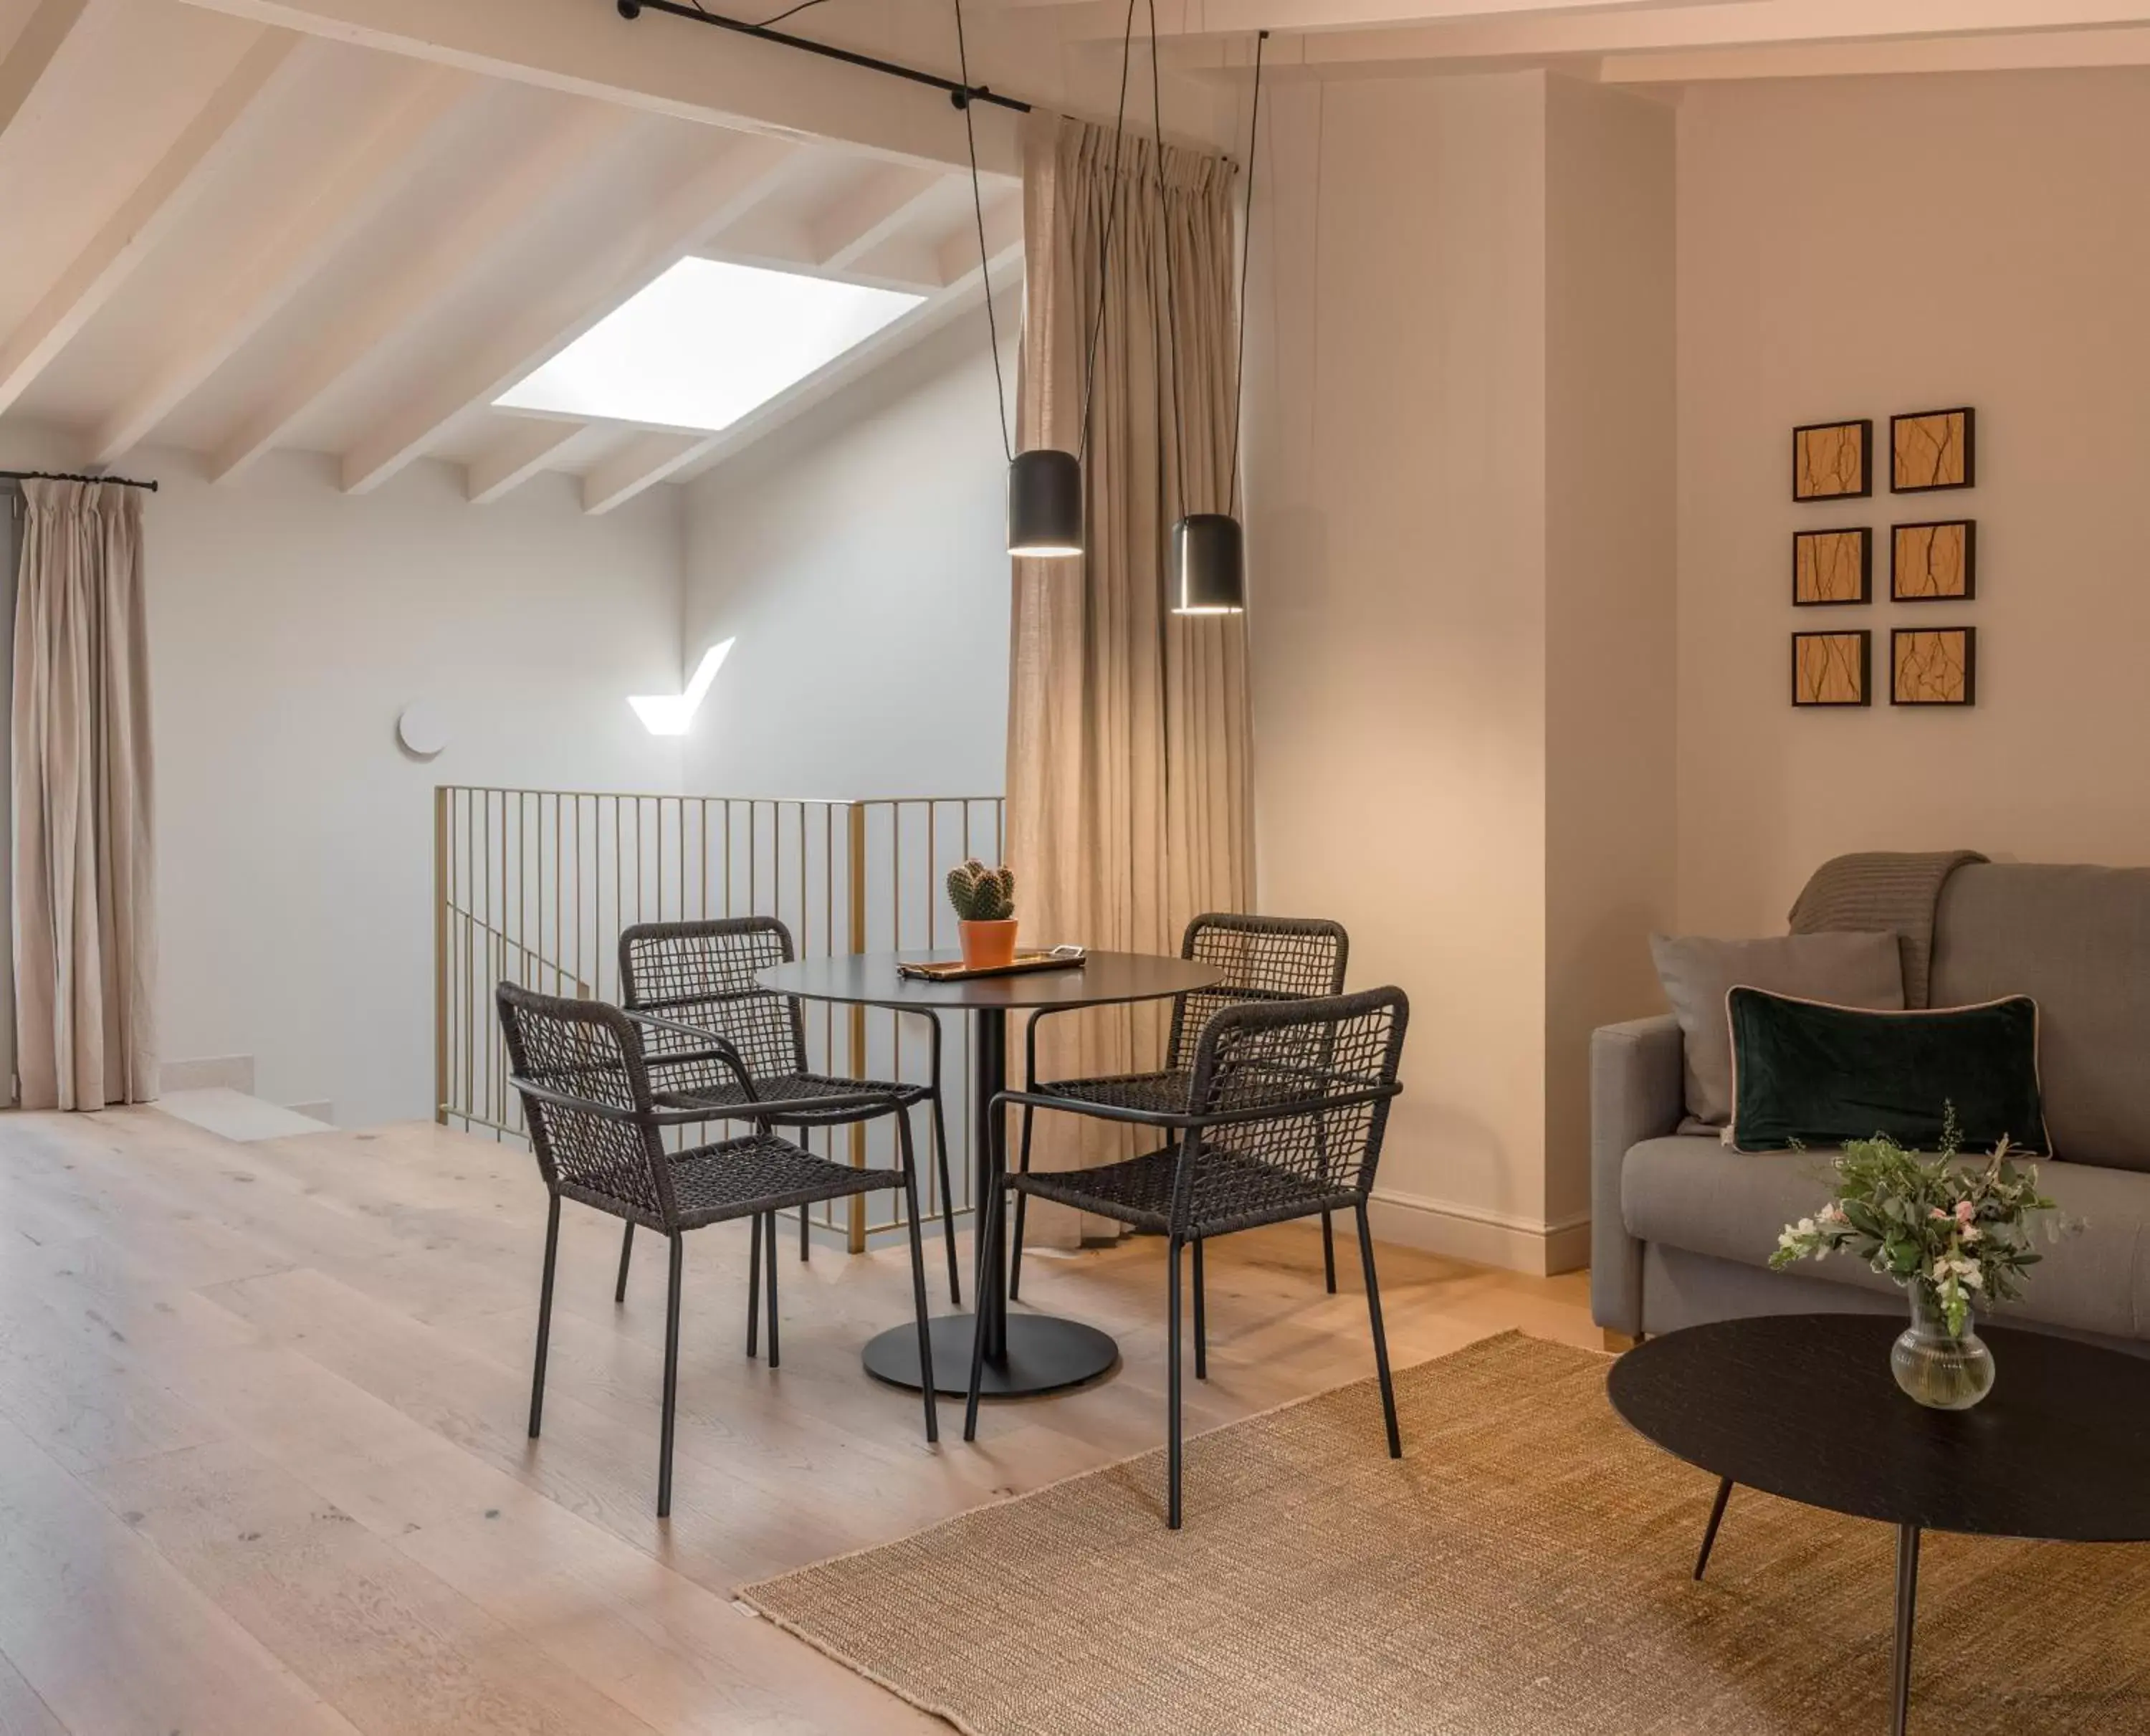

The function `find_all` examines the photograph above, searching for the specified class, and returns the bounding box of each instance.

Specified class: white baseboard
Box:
[1366,1187,1591,1277]
[160,1054,254,1094]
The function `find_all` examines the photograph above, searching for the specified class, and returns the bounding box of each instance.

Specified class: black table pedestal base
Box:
[864,1313,1119,1398]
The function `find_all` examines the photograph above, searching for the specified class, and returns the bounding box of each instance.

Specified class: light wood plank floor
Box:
[0,1106,1594,1735]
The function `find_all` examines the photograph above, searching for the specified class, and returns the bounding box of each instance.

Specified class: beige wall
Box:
[1246,71,1673,1272]
[1677,69,2150,936]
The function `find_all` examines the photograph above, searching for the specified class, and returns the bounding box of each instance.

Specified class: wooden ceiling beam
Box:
[466,417,587,503]
[0,0,94,142]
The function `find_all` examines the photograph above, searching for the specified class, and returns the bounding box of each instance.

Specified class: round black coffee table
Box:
[1608,1313,2150,1735]
[758,949,1222,1400]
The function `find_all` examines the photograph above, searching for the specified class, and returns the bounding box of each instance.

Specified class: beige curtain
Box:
[11,480,157,1110]
[1006,112,1253,1241]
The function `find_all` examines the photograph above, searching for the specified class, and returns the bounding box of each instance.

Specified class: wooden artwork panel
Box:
[1793,528,1872,605]
[1792,631,1870,707]
[1892,521,1975,601]
[1793,420,1872,501]
[1891,409,1974,492]
[1892,627,1976,706]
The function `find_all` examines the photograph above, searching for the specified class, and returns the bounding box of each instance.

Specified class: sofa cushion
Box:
[1648,930,1904,1127]
[1622,1133,2150,1342]
[1931,863,2150,1171]
[1724,988,2049,1155]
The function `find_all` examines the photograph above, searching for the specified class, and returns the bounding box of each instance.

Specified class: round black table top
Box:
[756,949,1222,1012]
[1608,1313,2150,1543]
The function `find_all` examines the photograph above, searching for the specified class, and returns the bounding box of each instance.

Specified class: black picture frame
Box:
[1891,519,1977,602]
[1792,629,1872,707]
[1792,419,1873,502]
[1792,527,1873,606]
[1890,407,1977,494]
[1891,626,1977,707]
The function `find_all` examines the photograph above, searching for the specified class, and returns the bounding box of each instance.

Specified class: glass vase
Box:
[1891,1286,1995,1411]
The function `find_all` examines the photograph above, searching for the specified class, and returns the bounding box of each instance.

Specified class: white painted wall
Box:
[679,309,1013,801]
[1243,71,1674,1274]
[1,426,684,1126]
[1676,69,2150,935]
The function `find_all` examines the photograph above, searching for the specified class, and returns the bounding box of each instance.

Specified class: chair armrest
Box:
[992,1082,1400,1135]
[621,1007,758,1100]
[1590,1014,1684,1335]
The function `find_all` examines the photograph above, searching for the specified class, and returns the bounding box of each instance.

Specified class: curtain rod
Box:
[0,469,158,492]
[616,0,1032,113]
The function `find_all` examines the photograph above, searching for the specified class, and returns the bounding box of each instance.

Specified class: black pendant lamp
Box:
[1167,31,1266,617]
[1008,448,1084,557]
[957,0,1134,561]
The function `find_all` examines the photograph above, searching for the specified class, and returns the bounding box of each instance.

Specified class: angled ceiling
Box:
[4,0,2145,511]
[0,0,1028,510]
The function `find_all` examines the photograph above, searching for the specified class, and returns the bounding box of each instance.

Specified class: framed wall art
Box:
[1793,419,1873,502]
[1792,629,1872,707]
[1891,520,1976,601]
[1891,626,1977,706]
[1793,528,1873,605]
[1891,408,1975,493]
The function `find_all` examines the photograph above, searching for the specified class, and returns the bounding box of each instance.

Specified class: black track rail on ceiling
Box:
[616,0,1033,113]
[0,469,158,491]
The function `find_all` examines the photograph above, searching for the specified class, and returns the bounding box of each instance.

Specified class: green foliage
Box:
[1770,1106,2068,1338]
[946,858,1015,922]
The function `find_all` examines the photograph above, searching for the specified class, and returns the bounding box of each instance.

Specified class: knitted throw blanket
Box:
[1787,849,1988,1008]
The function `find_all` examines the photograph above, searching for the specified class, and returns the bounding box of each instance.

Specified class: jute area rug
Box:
[741,1332,2150,1735]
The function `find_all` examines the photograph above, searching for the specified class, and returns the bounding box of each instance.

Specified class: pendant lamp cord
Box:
[1227,31,1264,521]
[952,0,1013,463]
[1146,0,1187,520]
[1075,0,1140,464]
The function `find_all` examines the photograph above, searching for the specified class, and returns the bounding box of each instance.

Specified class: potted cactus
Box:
[947,858,1018,970]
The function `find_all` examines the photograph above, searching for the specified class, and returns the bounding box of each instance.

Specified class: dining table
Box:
[755,948,1224,1398]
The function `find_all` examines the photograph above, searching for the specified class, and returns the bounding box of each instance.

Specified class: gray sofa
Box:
[1592,862,2150,1353]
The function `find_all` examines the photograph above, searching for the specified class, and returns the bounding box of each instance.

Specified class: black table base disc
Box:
[863,1314,1120,1398]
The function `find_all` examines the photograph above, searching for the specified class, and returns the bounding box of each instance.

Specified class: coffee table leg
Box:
[1891,1525,1921,1736]
[1693,1477,1734,1581]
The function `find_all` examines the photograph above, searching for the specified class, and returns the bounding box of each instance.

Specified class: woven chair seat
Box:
[651,1067,927,1122]
[1036,1069,1191,1117]
[1013,1143,1354,1240]
[659,1132,902,1230]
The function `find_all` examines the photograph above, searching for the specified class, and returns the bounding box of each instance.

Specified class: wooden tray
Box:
[895,951,1086,982]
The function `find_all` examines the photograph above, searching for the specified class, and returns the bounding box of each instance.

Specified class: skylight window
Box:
[495,259,923,434]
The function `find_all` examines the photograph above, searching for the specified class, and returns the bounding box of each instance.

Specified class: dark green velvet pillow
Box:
[1726,988,2050,1155]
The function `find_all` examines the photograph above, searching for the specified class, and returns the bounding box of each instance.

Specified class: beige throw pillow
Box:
[1649,931,1905,1127]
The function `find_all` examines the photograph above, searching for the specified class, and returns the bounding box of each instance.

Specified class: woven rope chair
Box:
[970,986,1408,1527]
[616,918,963,1307]
[497,983,938,1517]
[1013,914,1349,1330]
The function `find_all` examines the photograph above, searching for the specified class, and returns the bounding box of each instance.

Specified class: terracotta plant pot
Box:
[957,917,1019,971]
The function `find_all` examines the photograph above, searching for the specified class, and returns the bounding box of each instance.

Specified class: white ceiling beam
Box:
[812,164,950,270]
[1066,0,1727,40]
[0,28,302,419]
[466,416,587,503]
[0,0,92,139]
[338,130,800,495]
[580,431,704,515]
[585,219,1022,513]
[166,0,1024,177]
[1108,0,2150,52]
[1602,22,2150,81]
[208,98,631,482]
[88,62,472,466]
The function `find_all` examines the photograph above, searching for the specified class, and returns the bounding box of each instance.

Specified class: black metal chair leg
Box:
[963,1182,1004,1441]
[1009,1105,1034,1299]
[614,1220,635,1304]
[1167,1235,1185,1529]
[896,1116,940,1443]
[764,1208,780,1369]
[928,1094,962,1307]
[1193,1238,1208,1380]
[1693,1477,1734,1580]
[1321,1208,1337,1293]
[799,1206,810,1263]
[1356,1203,1402,1458]
[657,1231,683,1517]
[746,1211,763,1358]
[528,1194,561,1439]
